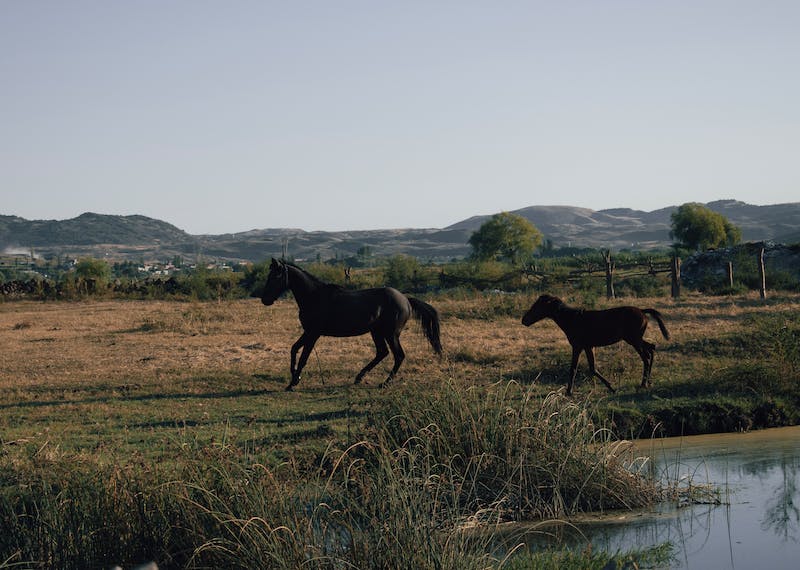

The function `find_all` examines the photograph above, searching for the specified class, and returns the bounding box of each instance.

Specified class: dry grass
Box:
[1,291,799,459]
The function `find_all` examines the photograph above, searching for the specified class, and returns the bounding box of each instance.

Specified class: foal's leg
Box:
[630,339,655,388]
[287,333,319,391]
[585,348,616,393]
[354,331,389,385]
[642,341,656,387]
[380,333,406,388]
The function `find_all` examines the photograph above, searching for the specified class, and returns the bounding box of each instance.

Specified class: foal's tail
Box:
[643,309,671,340]
[409,297,443,355]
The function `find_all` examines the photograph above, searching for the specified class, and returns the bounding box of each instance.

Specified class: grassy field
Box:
[1,291,798,568]
[2,291,798,457]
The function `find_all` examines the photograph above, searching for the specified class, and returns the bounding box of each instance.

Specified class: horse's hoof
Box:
[285,385,294,392]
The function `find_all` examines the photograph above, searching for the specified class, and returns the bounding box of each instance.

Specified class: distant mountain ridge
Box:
[0,212,191,247]
[3,200,799,263]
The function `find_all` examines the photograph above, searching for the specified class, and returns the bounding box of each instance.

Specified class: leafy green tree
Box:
[468,212,543,264]
[670,203,742,251]
[113,261,142,279]
[74,258,111,284]
[384,254,421,290]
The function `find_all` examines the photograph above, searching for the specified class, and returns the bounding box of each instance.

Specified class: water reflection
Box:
[523,426,800,569]
[760,455,800,542]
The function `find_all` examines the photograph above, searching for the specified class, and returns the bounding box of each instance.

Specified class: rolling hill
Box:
[3,200,799,263]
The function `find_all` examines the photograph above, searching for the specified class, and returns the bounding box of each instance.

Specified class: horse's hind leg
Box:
[585,348,615,393]
[380,333,406,388]
[354,332,389,385]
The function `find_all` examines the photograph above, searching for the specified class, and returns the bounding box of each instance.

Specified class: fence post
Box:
[671,256,681,298]
[758,247,767,299]
[602,249,615,299]
[727,261,734,289]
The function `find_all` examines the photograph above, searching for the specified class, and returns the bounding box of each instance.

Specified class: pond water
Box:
[519,426,800,568]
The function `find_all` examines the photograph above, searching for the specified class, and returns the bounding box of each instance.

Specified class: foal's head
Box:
[521,294,563,326]
[261,258,289,306]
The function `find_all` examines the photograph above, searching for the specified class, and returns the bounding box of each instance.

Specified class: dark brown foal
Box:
[522,294,670,395]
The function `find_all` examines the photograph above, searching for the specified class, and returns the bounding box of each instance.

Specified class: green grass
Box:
[0,382,664,569]
[2,293,800,568]
[592,309,800,438]
[503,544,674,570]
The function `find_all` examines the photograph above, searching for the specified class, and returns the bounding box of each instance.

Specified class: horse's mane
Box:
[285,262,345,291]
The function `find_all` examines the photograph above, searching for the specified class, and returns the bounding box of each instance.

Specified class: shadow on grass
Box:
[125,407,367,431]
[0,374,290,410]
[506,363,645,395]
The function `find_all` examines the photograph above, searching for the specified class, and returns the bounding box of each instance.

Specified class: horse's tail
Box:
[643,309,670,340]
[408,297,443,355]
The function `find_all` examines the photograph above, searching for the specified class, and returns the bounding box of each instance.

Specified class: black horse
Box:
[261,259,442,391]
[522,294,670,395]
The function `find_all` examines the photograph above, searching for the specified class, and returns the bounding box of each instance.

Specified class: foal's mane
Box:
[549,295,584,316]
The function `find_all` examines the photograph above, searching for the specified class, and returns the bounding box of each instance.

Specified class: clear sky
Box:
[2,1,798,235]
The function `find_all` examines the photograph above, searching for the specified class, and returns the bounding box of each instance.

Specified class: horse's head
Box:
[261,258,290,306]
[521,294,562,326]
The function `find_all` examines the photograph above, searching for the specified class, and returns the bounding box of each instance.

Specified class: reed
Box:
[181,382,661,568]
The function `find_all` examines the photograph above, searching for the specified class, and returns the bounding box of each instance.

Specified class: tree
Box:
[670,203,741,251]
[74,258,111,284]
[468,212,543,264]
[384,254,420,290]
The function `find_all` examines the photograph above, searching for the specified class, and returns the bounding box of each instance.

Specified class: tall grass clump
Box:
[372,382,659,521]
[184,439,503,569]
[0,451,193,569]
[186,383,660,568]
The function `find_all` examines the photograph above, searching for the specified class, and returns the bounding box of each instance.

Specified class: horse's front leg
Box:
[567,347,581,396]
[288,333,318,391]
[290,334,307,378]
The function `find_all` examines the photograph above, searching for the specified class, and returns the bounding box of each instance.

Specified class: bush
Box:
[384,254,422,291]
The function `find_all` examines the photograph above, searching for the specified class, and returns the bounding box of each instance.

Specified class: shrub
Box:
[384,254,422,291]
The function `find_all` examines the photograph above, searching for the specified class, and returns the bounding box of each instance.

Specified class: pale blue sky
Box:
[2,1,798,234]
